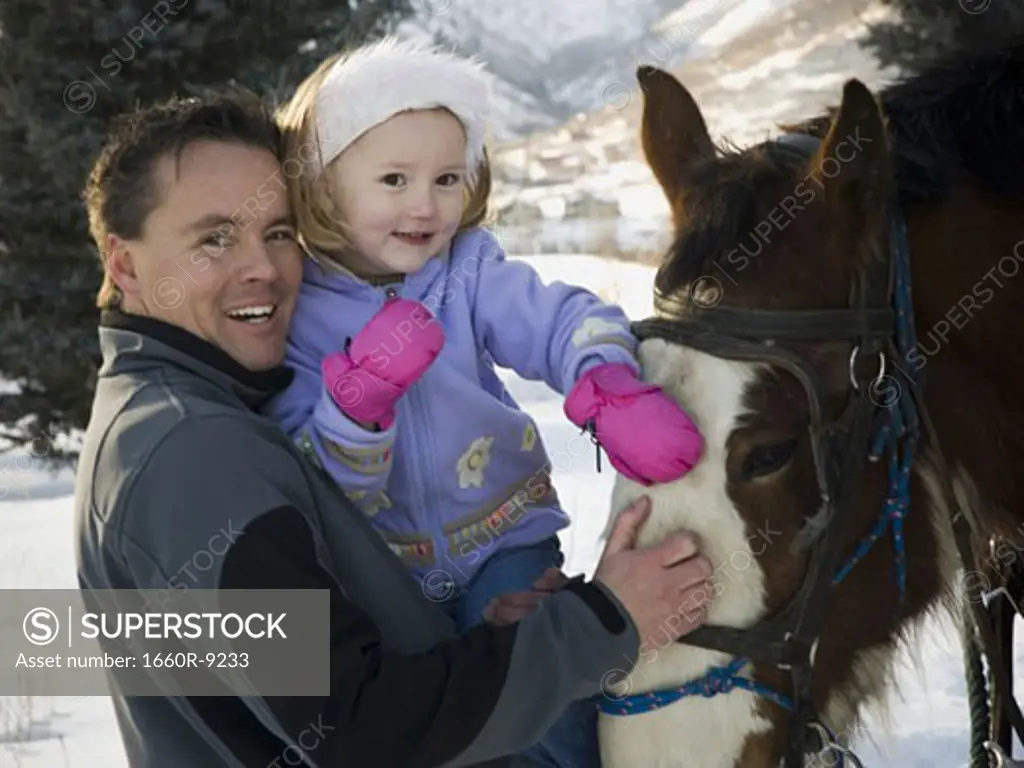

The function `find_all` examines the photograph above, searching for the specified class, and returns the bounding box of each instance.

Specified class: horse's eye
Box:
[742,439,798,480]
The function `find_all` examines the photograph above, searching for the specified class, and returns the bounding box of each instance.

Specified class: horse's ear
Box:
[638,65,714,208]
[812,79,889,226]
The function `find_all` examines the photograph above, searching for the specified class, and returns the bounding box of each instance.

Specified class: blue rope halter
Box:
[599,213,922,767]
[601,656,796,715]
[831,213,921,602]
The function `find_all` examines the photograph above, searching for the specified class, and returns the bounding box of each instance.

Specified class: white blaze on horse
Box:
[597,37,1024,768]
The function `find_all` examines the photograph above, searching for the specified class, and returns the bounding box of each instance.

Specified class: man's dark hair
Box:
[81,86,282,309]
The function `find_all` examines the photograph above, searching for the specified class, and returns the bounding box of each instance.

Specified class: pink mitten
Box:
[322,298,444,429]
[564,362,703,486]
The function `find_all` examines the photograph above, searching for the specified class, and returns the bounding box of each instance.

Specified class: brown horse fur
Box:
[602,36,1024,767]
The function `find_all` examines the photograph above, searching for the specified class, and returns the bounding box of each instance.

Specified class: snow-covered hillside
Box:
[482,0,899,256]
[399,0,714,138]
[397,0,890,140]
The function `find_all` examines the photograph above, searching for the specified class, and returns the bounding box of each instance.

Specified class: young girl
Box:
[268,36,703,767]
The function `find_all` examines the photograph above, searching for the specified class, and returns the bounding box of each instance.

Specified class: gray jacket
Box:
[74,309,640,767]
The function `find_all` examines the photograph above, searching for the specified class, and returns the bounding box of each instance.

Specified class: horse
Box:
[597,36,1024,768]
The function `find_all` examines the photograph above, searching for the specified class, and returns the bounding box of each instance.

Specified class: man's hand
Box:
[593,495,713,645]
[481,495,715,642]
[482,568,568,626]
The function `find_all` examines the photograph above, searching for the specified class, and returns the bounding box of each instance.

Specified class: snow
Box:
[488,0,901,258]
[1,254,1021,767]
[398,0,831,138]
[687,0,788,47]
[400,0,693,136]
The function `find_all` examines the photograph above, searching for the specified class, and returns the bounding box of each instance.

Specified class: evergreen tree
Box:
[861,0,1024,74]
[0,0,414,462]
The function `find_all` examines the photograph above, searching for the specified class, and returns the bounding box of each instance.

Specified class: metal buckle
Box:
[984,740,1024,767]
[804,721,865,768]
[778,633,819,670]
[981,585,1024,614]
[848,345,887,392]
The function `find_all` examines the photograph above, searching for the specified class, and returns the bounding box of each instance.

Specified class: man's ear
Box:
[105,233,141,300]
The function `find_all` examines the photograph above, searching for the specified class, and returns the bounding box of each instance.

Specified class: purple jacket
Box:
[265,227,639,587]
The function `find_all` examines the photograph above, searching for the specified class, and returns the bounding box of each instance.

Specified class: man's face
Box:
[111,140,304,370]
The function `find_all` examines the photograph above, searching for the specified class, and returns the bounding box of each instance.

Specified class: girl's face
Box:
[327,108,469,277]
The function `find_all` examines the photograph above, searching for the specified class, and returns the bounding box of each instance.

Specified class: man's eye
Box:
[202,231,233,249]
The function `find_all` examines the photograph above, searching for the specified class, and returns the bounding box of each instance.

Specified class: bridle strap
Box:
[630,318,887,672]
[652,301,896,342]
[782,365,882,765]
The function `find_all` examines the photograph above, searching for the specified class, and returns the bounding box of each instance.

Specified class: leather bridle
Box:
[627,133,1024,767]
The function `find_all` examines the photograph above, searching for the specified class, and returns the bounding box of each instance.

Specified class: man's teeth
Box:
[226,305,276,322]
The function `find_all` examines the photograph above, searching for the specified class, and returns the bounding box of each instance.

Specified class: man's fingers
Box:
[603,495,651,555]
[657,530,700,567]
[484,593,547,625]
[680,602,709,634]
[485,592,546,618]
[678,580,714,612]
[532,567,568,592]
[666,555,713,593]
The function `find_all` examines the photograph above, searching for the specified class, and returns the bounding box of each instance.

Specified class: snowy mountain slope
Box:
[396,0,873,140]
[399,0,709,138]
[485,0,899,256]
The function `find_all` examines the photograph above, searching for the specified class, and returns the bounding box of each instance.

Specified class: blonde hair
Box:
[275,47,492,270]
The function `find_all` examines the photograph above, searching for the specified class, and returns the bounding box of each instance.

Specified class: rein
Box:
[601,133,1024,767]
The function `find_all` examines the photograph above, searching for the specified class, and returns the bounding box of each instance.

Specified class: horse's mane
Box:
[785,33,1024,202]
[656,35,1024,296]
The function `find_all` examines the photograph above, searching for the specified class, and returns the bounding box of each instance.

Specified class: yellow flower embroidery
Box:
[457,436,494,489]
[345,489,391,517]
[364,490,392,517]
[521,422,537,452]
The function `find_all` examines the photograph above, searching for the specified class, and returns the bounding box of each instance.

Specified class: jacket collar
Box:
[97,308,295,410]
[301,242,453,295]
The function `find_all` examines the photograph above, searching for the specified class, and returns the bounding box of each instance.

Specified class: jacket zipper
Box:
[380,284,443,579]
[404,381,443,575]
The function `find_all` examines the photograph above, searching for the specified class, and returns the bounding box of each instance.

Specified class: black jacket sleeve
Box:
[211,504,635,768]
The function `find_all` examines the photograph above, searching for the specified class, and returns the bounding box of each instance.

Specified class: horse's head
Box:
[601,66,957,767]
[640,61,892,331]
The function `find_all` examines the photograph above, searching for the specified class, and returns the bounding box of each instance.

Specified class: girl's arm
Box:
[458,229,703,487]
[265,340,396,515]
[463,230,639,394]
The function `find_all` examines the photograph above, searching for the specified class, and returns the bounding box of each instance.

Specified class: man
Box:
[74,86,714,767]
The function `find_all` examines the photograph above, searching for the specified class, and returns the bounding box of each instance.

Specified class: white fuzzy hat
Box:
[311,36,492,182]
